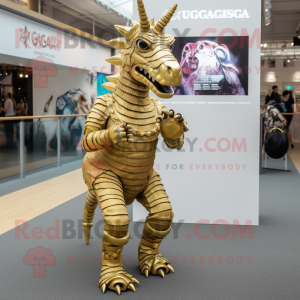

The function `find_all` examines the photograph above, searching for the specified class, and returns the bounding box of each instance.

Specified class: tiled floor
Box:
[288,148,300,174]
[0,148,84,180]
[0,168,86,235]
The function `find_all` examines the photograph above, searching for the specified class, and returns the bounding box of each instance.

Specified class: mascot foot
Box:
[99,270,140,295]
[141,254,174,278]
[139,222,174,278]
[100,231,139,294]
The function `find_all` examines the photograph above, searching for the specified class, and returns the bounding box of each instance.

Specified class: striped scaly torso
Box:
[83,71,164,201]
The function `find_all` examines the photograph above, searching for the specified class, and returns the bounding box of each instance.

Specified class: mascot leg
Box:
[82,171,139,294]
[82,189,98,245]
[136,171,174,278]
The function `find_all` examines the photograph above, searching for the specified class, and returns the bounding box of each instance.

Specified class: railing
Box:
[0,115,87,181]
[1,112,300,181]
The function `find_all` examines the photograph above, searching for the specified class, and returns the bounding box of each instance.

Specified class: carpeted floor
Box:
[0,157,300,300]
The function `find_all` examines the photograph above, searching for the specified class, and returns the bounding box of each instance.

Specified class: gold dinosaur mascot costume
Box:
[81,0,189,294]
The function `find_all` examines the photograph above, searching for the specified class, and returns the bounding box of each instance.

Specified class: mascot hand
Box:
[157,109,189,140]
[108,122,133,144]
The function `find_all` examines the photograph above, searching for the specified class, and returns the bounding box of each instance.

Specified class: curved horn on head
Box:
[155,4,177,32]
[137,0,150,31]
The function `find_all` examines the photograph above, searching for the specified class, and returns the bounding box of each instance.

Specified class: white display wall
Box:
[0,9,111,73]
[132,0,261,225]
[0,9,108,151]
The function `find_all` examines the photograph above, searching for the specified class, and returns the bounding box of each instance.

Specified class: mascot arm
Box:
[153,98,188,150]
[82,96,110,152]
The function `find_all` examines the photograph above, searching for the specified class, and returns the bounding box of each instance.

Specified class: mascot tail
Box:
[82,190,98,245]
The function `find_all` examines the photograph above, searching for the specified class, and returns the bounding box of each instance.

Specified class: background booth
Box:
[133,0,261,225]
[0,8,112,179]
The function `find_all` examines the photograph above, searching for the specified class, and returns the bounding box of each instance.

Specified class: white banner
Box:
[133,0,261,225]
[0,9,111,73]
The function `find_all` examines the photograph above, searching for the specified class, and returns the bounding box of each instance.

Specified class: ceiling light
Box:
[19,74,23,78]
[264,11,271,18]
[287,59,290,63]
[264,3,272,11]
[5,73,8,75]
[263,43,267,48]
[95,1,106,6]
[265,19,271,26]
[291,43,294,46]
[25,74,28,78]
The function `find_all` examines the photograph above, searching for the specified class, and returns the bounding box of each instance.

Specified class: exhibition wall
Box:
[0,53,98,151]
[133,0,261,225]
[0,54,97,112]
[0,8,112,113]
[0,8,112,151]
[0,9,111,73]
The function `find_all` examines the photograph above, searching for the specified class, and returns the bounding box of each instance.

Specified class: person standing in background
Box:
[265,85,280,105]
[0,97,5,117]
[16,99,28,116]
[282,90,295,149]
[261,86,282,110]
[0,92,16,146]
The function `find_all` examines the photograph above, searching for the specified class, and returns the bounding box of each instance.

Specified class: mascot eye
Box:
[137,40,149,50]
[184,46,190,52]
[170,43,175,51]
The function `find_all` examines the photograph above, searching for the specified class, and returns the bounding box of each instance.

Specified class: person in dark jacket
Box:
[265,85,280,105]
[282,90,295,149]
[0,97,5,117]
